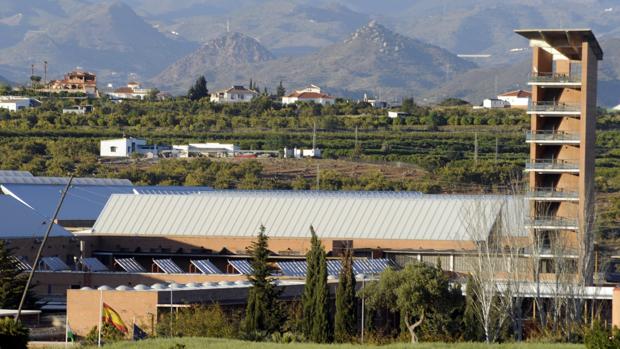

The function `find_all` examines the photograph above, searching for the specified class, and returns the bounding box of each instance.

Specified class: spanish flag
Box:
[102,303,128,333]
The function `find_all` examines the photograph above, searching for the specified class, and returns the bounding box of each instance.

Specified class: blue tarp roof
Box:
[0,196,71,238]
[1,184,134,221]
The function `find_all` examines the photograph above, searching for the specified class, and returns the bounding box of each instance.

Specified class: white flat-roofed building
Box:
[172,143,239,158]
[210,85,257,103]
[0,96,39,111]
[100,138,159,158]
[482,98,510,109]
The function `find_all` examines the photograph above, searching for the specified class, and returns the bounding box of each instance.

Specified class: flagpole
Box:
[132,316,135,341]
[97,290,103,347]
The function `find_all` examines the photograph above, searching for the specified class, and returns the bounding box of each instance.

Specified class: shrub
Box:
[83,323,126,345]
[584,322,620,349]
[0,318,29,349]
[157,304,238,338]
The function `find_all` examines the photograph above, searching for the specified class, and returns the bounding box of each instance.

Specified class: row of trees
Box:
[240,225,463,344]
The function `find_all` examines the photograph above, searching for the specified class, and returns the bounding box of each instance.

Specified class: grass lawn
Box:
[76,337,585,349]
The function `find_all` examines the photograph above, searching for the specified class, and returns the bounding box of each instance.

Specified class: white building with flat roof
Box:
[100,138,159,158]
[282,85,335,105]
[0,96,39,111]
[172,143,239,158]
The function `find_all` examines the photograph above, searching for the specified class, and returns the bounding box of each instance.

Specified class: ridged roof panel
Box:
[91,191,527,241]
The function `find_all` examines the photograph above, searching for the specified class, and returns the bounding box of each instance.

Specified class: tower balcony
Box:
[525,216,579,230]
[528,72,581,87]
[526,187,579,201]
[525,130,580,145]
[527,101,581,116]
[525,159,579,173]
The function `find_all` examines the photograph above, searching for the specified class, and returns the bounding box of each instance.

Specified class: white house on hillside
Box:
[496,89,531,109]
[107,82,154,100]
[482,98,510,109]
[282,85,335,105]
[0,96,40,111]
[210,86,257,103]
[100,138,159,158]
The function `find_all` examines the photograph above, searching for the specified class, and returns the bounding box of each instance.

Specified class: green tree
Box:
[462,275,484,341]
[401,97,416,114]
[188,76,209,101]
[276,81,286,97]
[244,226,283,336]
[362,262,462,343]
[302,227,319,338]
[311,242,329,343]
[0,241,35,309]
[0,318,29,349]
[334,248,356,342]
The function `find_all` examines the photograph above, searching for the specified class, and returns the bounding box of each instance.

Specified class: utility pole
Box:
[316,164,320,190]
[30,64,34,88]
[15,176,73,322]
[312,121,317,150]
[474,132,479,166]
[495,136,499,163]
[44,60,48,86]
[355,126,359,148]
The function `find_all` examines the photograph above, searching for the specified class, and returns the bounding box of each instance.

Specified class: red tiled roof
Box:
[113,87,134,93]
[499,89,531,98]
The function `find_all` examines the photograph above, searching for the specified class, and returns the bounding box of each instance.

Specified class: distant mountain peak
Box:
[345,21,408,55]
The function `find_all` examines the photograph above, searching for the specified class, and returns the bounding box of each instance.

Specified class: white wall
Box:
[100,138,148,157]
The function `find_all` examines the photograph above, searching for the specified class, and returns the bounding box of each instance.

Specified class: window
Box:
[110,146,117,152]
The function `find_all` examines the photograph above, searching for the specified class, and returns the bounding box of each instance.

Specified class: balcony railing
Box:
[525,130,580,143]
[526,187,579,200]
[528,101,581,113]
[525,159,579,171]
[525,216,579,229]
[529,72,581,84]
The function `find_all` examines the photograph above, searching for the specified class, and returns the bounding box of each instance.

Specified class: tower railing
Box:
[526,130,580,142]
[525,216,579,229]
[529,72,581,84]
[528,101,581,113]
[525,159,579,171]
[526,187,579,200]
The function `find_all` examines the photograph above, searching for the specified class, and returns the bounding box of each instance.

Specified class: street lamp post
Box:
[167,281,173,336]
[356,274,367,344]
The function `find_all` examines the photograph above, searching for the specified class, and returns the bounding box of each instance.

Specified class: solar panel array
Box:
[40,257,70,271]
[80,257,109,272]
[0,176,132,186]
[277,259,392,277]
[153,258,184,274]
[11,256,32,271]
[353,259,393,274]
[115,258,146,273]
[0,170,32,177]
[276,261,307,277]
[191,259,222,274]
[228,259,253,275]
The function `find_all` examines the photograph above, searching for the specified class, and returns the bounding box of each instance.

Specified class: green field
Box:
[77,338,584,349]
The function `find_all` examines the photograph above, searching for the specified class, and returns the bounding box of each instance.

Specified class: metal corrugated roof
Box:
[90,191,527,241]
[0,176,132,186]
[0,170,32,177]
[133,186,212,195]
[0,196,71,238]
[1,184,135,222]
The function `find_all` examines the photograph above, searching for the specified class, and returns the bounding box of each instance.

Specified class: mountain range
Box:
[154,21,476,99]
[0,0,619,105]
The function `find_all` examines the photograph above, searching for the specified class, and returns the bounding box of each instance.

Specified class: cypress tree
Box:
[188,76,208,101]
[301,226,319,338]
[334,248,356,342]
[276,81,286,97]
[244,225,282,336]
[0,240,35,309]
[311,244,329,343]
